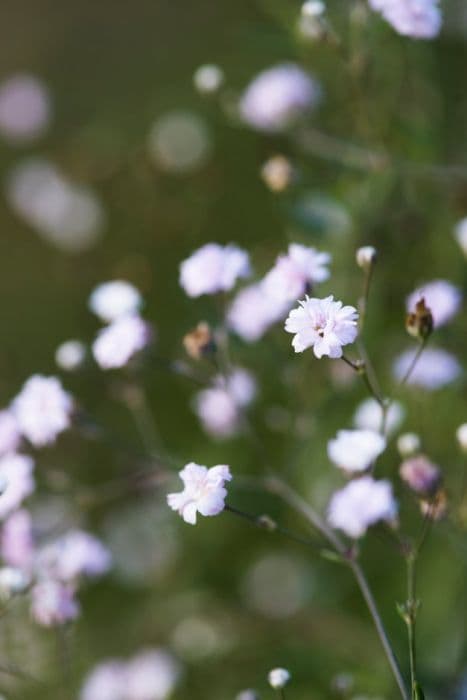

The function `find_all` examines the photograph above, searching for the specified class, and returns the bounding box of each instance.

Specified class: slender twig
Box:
[398,341,427,389]
[405,554,417,699]
[341,354,386,409]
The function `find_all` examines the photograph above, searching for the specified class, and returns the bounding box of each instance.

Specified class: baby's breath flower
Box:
[12,375,73,447]
[55,339,86,371]
[368,0,441,39]
[92,315,151,369]
[31,579,80,627]
[356,245,377,270]
[179,243,250,298]
[89,280,142,323]
[456,424,467,453]
[328,429,386,473]
[268,667,291,689]
[167,462,232,525]
[328,476,397,538]
[399,455,441,495]
[263,244,331,303]
[397,432,421,457]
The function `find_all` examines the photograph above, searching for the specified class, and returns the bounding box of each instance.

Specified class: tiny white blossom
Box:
[36,530,111,582]
[454,217,467,258]
[179,243,250,297]
[328,429,386,472]
[125,648,181,700]
[327,476,397,538]
[227,283,288,342]
[353,398,404,436]
[80,661,128,700]
[301,1,325,17]
[194,368,256,439]
[368,0,441,39]
[89,280,142,323]
[285,295,358,357]
[456,424,467,452]
[193,64,224,94]
[12,375,73,447]
[263,244,331,303]
[406,279,461,328]
[356,245,377,270]
[0,454,35,519]
[92,315,151,369]
[167,462,232,525]
[268,668,291,689]
[0,409,21,456]
[55,340,86,371]
[0,74,50,143]
[31,579,79,627]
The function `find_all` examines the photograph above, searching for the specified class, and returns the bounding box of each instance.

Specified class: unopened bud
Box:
[399,455,441,496]
[301,0,325,16]
[420,489,447,521]
[356,246,377,270]
[397,432,421,458]
[405,297,433,340]
[261,155,294,193]
[183,322,215,360]
[268,668,291,689]
[456,423,467,453]
[193,64,224,94]
[236,691,259,700]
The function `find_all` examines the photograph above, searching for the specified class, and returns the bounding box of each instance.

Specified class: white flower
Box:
[0,567,30,600]
[193,64,224,94]
[221,368,257,407]
[125,648,181,700]
[1,509,34,570]
[353,398,404,436]
[456,424,467,452]
[80,661,128,700]
[263,244,331,302]
[36,530,111,582]
[227,283,288,342]
[0,74,50,143]
[356,246,377,270]
[31,579,79,627]
[89,280,142,323]
[167,462,232,525]
[406,279,461,328]
[92,315,151,369]
[240,63,320,132]
[397,432,421,457]
[368,0,441,39]
[454,217,467,258]
[55,340,86,371]
[194,368,256,439]
[392,348,461,389]
[327,476,397,538]
[268,668,291,689]
[285,295,358,357]
[0,409,21,456]
[328,429,386,472]
[12,375,73,447]
[0,454,35,520]
[179,243,250,297]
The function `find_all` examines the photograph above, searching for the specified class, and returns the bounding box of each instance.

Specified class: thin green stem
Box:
[398,340,427,390]
[341,354,386,409]
[406,555,417,698]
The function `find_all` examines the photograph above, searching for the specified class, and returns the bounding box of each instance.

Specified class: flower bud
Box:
[268,668,291,689]
[399,455,441,496]
[236,691,259,700]
[261,155,294,193]
[397,432,421,458]
[454,218,467,259]
[193,64,224,94]
[0,567,30,601]
[301,0,325,16]
[456,423,467,453]
[356,246,377,270]
[405,297,433,340]
[420,489,447,521]
[183,322,215,360]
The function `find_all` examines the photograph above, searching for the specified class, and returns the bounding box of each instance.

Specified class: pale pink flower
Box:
[31,579,79,626]
[392,348,461,389]
[328,429,386,472]
[125,649,181,700]
[227,283,289,342]
[368,0,441,39]
[240,63,320,131]
[89,281,142,323]
[285,295,358,357]
[0,409,21,456]
[195,368,256,438]
[167,462,232,525]
[80,661,128,700]
[92,315,151,369]
[328,476,397,538]
[36,530,111,582]
[406,279,461,327]
[12,375,73,447]
[0,454,35,520]
[179,243,250,297]
[0,74,50,143]
[399,455,441,495]
[220,368,257,407]
[1,509,34,570]
[262,244,331,302]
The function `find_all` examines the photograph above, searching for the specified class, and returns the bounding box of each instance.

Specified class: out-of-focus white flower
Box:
[285,295,358,357]
[55,340,86,371]
[179,243,250,297]
[392,348,461,389]
[263,244,331,303]
[0,409,21,456]
[328,476,397,538]
[31,579,79,626]
[0,566,30,600]
[221,368,257,407]
[397,432,421,457]
[356,245,377,270]
[36,530,111,582]
[454,218,467,258]
[194,368,256,439]
[80,661,128,700]
[0,454,35,519]
[368,0,442,38]
[6,159,104,253]
[456,424,467,452]
[89,281,142,323]
[301,0,325,17]
[399,455,441,495]
[240,63,320,132]
[1,509,34,570]
[148,110,211,173]
[92,315,151,369]
[0,74,50,143]
[353,398,404,436]
[328,429,386,472]
[268,668,291,689]
[406,280,461,327]
[236,690,259,700]
[167,462,232,525]
[125,648,181,700]
[193,64,224,94]
[227,283,288,342]
[12,375,73,447]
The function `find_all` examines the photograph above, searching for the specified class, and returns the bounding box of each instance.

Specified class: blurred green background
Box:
[0,1,466,698]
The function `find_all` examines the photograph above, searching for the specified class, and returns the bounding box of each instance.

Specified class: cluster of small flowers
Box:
[80,648,181,700]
